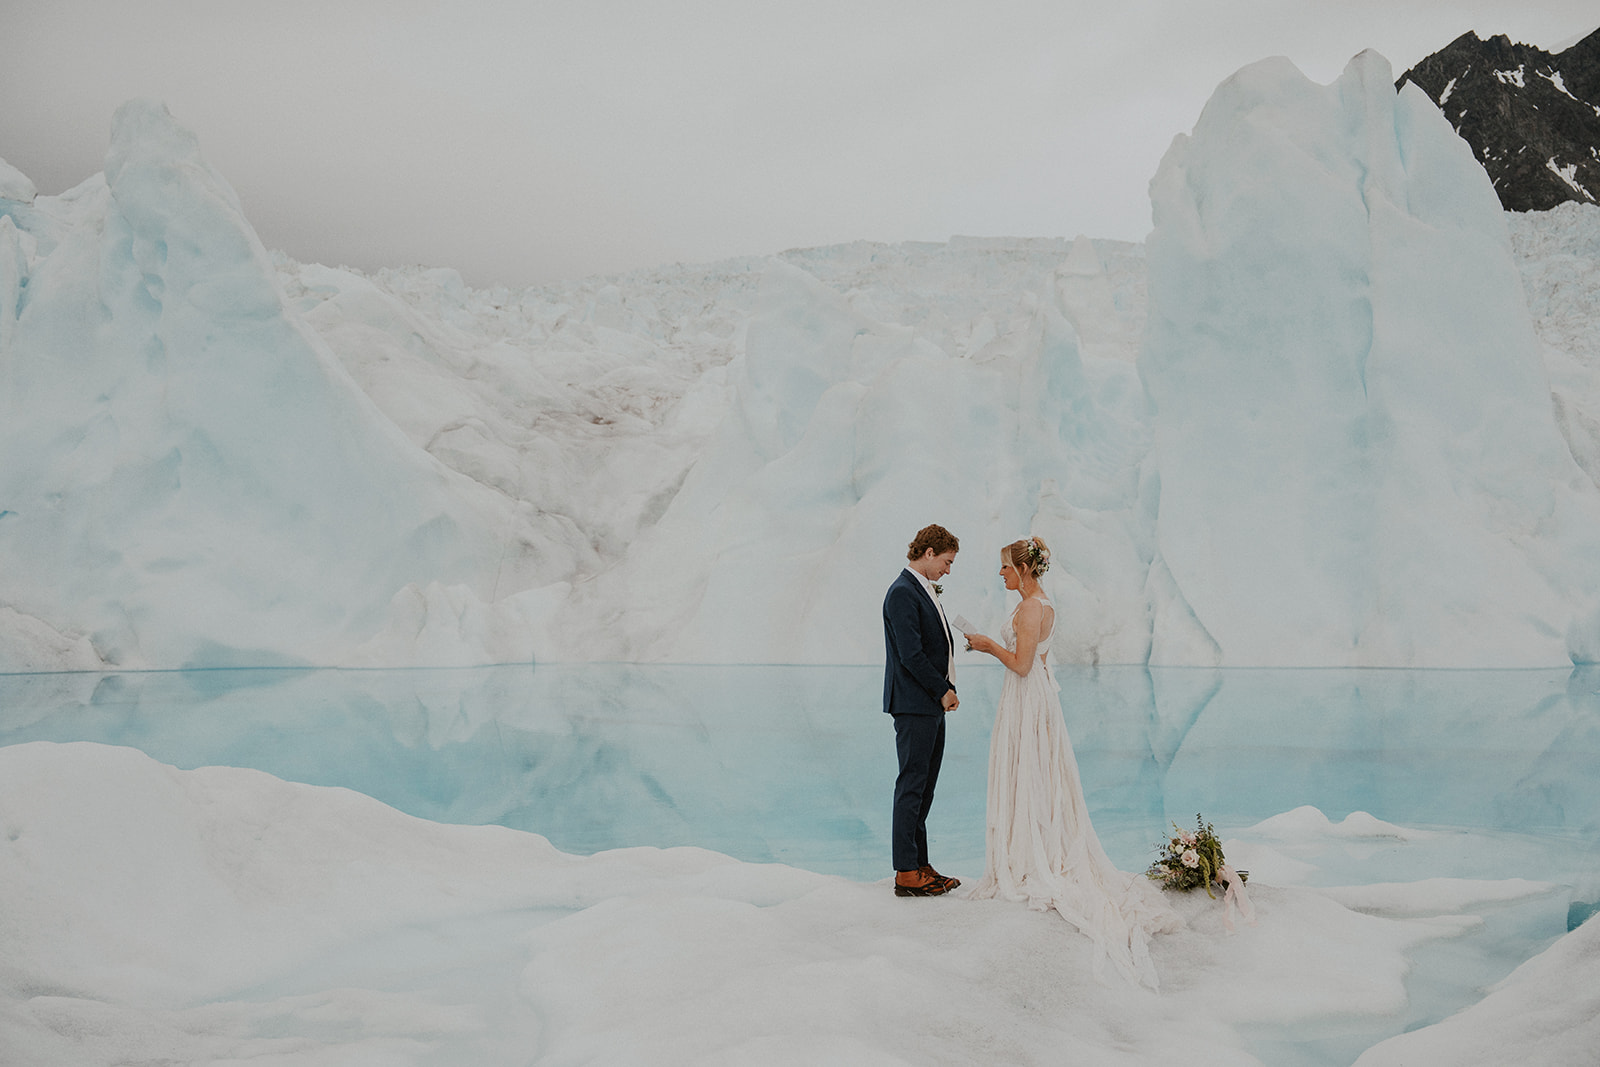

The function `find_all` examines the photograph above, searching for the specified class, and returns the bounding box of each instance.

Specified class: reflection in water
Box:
[1,664,1597,881]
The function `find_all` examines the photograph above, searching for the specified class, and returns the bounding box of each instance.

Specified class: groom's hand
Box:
[942,689,959,711]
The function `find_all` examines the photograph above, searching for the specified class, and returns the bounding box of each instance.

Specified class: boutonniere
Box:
[932,583,944,596]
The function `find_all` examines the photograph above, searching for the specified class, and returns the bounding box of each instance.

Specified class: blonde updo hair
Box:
[1003,536,1051,578]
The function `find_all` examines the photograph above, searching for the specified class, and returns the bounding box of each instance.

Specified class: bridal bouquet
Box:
[1148,814,1246,898]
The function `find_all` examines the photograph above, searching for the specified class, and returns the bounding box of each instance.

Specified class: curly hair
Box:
[906,524,960,562]
[1004,536,1051,577]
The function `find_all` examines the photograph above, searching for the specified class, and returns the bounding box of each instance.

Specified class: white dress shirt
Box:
[904,566,956,686]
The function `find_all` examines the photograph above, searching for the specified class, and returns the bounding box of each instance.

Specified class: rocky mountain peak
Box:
[1397,27,1600,211]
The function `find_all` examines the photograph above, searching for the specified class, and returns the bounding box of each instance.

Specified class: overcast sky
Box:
[2,1,1595,288]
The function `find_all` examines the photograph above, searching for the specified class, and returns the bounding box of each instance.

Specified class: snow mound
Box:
[1354,908,1600,1066]
[1248,805,1435,841]
[1,740,1545,1066]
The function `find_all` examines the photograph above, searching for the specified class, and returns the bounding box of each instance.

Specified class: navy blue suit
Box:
[883,568,956,872]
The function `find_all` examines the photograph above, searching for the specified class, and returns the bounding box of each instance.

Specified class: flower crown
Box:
[1023,537,1050,575]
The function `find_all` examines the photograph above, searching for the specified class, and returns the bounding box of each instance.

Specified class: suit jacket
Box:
[882,568,955,716]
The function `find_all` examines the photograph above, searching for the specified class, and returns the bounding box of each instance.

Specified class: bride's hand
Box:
[965,633,995,655]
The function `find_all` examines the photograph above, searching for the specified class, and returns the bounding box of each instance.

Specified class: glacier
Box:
[1143,51,1600,667]
[0,101,546,672]
[6,46,1600,1067]
[6,53,1600,670]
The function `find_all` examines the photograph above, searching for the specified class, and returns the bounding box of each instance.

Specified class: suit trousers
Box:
[891,711,946,872]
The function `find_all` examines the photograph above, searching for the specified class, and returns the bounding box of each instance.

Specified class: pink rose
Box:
[1181,849,1200,868]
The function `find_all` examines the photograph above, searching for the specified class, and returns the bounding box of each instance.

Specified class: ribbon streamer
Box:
[1216,864,1256,933]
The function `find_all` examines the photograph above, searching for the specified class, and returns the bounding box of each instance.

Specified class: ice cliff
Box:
[4,52,1600,671]
[1142,50,1600,666]
[0,101,546,670]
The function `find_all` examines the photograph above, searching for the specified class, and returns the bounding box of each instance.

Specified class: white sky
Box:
[1,1,1595,288]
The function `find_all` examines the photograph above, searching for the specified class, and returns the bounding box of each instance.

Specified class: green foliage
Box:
[1146,813,1245,898]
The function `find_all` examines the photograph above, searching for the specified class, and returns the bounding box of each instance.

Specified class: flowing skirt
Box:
[967,660,1181,988]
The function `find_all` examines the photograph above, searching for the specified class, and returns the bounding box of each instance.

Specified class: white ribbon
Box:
[1217,864,1256,933]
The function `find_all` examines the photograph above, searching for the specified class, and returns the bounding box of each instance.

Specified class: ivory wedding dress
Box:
[967,596,1181,989]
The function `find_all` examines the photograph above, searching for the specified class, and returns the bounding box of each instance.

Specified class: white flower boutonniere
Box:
[932,583,943,596]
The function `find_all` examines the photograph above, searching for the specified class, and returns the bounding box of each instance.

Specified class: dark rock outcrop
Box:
[1398,28,1600,211]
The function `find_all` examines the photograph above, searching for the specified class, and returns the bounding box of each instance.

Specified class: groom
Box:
[883,523,962,896]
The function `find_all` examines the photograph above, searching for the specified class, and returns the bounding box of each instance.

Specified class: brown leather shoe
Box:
[920,865,961,891]
[893,868,949,896]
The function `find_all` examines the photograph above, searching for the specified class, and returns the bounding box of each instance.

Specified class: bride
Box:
[963,537,1180,988]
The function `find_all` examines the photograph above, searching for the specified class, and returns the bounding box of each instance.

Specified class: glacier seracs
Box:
[4,59,1600,669]
[1141,50,1600,667]
[0,101,541,670]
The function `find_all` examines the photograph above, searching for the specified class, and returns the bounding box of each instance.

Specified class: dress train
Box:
[967,598,1180,988]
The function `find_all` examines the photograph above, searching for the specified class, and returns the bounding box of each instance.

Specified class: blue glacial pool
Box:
[2,663,1596,887]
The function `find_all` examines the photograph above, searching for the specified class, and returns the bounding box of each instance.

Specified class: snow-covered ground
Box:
[3,740,1596,1066]
[3,661,1596,1065]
